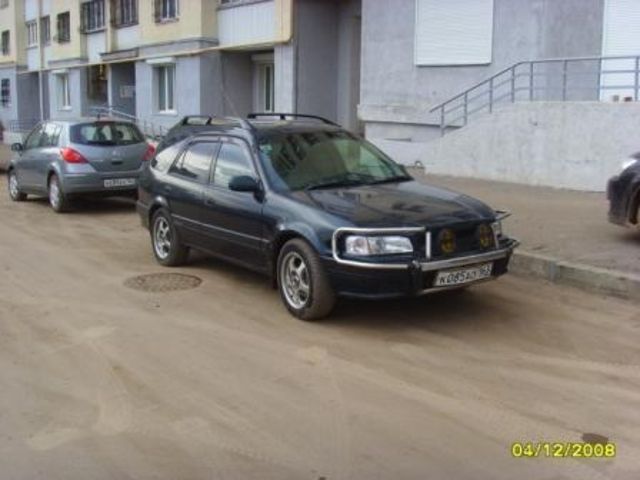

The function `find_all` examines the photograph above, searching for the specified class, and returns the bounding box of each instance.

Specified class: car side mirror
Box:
[11,143,23,152]
[228,175,260,192]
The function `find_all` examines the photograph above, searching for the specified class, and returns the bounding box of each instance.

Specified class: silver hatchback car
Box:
[7,118,154,212]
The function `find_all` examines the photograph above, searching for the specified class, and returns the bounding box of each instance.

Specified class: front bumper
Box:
[325,238,519,299]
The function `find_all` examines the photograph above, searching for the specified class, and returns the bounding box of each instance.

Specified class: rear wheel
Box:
[48,174,72,213]
[7,170,27,201]
[277,239,336,321]
[151,208,189,266]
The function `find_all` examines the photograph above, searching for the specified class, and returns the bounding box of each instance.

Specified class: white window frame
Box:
[26,21,38,47]
[156,64,176,114]
[57,73,71,110]
[41,16,50,45]
[414,0,494,66]
[158,0,179,21]
[252,53,275,113]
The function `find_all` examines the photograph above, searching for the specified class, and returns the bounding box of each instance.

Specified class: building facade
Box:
[0,0,363,141]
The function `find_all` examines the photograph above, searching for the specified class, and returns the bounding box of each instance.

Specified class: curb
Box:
[511,250,640,301]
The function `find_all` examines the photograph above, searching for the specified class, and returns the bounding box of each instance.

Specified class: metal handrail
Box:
[89,104,167,140]
[429,54,640,136]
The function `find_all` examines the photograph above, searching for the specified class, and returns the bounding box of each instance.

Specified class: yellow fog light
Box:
[439,228,456,254]
[477,223,494,249]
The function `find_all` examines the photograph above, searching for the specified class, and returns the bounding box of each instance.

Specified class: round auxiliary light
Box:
[477,223,494,249]
[439,228,456,255]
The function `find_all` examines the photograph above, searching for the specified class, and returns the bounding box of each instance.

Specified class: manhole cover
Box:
[124,273,202,293]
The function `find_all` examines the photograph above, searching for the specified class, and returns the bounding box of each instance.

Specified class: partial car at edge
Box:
[607,153,640,229]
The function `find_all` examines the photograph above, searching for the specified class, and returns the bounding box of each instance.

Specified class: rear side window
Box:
[39,123,62,147]
[169,142,218,183]
[70,122,144,146]
[212,143,255,188]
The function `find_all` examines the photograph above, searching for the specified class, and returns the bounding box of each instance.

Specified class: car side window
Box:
[169,142,218,183]
[24,124,44,150]
[39,123,61,147]
[212,142,255,189]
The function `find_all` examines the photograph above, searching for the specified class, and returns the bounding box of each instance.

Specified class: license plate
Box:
[434,262,493,287]
[104,178,136,188]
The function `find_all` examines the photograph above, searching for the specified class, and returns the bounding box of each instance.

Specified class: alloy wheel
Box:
[153,216,172,260]
[280,251,311,309]
[8,172,20,199]
[49,178,61,210]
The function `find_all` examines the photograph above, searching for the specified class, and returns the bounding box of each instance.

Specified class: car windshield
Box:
[258,130,411,191]
[70,122,145,146]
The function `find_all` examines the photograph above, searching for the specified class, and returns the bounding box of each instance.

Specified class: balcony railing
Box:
[429,55,640,136]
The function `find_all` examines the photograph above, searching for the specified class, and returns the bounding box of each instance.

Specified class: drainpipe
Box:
[37,0,45,121]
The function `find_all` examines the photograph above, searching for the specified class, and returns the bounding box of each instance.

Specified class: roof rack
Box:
[179,115,254,131]
[247,113,339,127]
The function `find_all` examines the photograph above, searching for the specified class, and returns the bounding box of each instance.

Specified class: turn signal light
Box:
[60,147,87,164]
[142,144,156,161]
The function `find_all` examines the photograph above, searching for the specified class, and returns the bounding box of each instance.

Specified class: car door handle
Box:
[204,197,215,206]
[163,185,173,193]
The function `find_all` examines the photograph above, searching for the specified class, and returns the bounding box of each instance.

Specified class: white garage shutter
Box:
[414,0,494,66]
[601,0,640,100]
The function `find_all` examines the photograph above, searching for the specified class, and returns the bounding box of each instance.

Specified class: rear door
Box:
[69,121,148,174]
[18,124,45,188]
[33,122,63,189]
[201,138,267,271]
[164,141,219,245]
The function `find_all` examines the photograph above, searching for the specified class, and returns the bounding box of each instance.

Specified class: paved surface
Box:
[413,170,640,277]
[1,175,640,479]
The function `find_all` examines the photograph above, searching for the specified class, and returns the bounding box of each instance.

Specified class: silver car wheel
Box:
[280,251,311,309]
[153,216,172,260]
[8,172,20,199]
[49,178,61,209]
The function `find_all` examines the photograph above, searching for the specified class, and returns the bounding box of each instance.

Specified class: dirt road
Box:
[0,178,639,480]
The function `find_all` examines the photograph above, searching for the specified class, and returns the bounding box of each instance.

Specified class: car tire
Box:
[7,170,27,202]
[151,208,189,266]
[277,238,336,321]
[48,174,72,213]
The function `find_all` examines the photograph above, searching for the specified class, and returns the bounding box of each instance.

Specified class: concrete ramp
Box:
[372,102,640,192]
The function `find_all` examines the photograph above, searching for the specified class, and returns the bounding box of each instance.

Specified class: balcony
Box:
[218,0,276,47]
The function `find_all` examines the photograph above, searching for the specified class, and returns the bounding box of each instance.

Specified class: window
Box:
[41,16,50,44]
[156,65,175,112]
[111,0,138,27]
[57,74,71,109]
[81,0,105,33]
[170,142,218,183]
[1,31,9,55]
[87,65,107,103]
[24,124,44,150]
[258,63,274,113]
[154,0,179,21]
[414,0,494,66]
[1,79,9,107]
[26,21,38,47]
[213,143,255,188]
[57,12,71,43]
[258,130,408,192]
[70,122,144,146]
[39,123,62,147]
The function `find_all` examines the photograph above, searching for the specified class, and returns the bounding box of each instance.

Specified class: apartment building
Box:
[0,0,362,142]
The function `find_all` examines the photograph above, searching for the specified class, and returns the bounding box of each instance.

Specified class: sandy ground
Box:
[413,170,640,276]
[0,175,639,480]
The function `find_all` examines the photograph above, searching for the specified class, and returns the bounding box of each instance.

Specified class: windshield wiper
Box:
[305,179,364,191]
[366,175,413,185]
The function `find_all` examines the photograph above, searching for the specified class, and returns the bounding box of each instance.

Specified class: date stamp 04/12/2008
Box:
[511,442,616,459]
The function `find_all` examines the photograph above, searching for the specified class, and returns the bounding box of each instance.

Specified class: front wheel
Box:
[277,239,336,321]
[7,170,27,201]
[151,208,189,266]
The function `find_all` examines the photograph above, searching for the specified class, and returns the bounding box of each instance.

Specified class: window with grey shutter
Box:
[414,0,494,66]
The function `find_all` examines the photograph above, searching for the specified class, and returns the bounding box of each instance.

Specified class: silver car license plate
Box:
[104,178,136,188]
[434,262,493,287]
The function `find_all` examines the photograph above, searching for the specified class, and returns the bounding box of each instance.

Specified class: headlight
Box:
[344,235,413,256]
[621,158,638,173]
[477,223,495,249]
